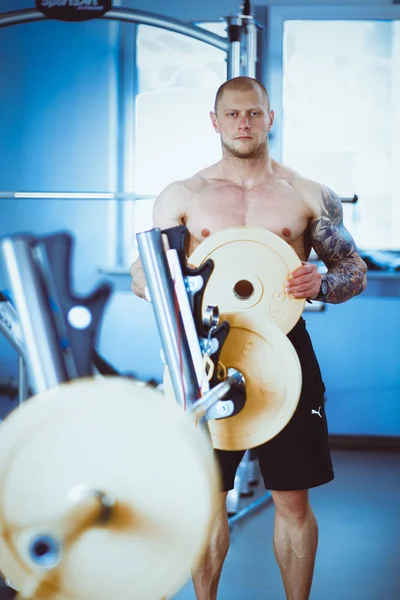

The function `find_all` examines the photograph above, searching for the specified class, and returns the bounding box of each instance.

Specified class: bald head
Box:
[214,76,271,115]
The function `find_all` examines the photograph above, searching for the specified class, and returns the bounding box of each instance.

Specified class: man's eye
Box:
[228,113,237,117]
[251,112,259,116]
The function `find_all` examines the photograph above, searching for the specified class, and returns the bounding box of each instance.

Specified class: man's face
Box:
[210,87,274,159]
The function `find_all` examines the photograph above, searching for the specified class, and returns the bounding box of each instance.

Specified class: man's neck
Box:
[219,150,274,189]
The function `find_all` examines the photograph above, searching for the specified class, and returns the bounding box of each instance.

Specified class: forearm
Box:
[319,256,367,304]
[130,258,147,299]
[310,186,368,304]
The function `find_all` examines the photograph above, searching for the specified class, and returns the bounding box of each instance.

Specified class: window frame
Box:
[260,3,400,252]
[265,4,400,162]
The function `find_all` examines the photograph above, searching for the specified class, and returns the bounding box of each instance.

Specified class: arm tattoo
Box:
[309,186,367,304]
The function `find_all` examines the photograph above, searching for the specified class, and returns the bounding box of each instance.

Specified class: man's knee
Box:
[271,489,311,525]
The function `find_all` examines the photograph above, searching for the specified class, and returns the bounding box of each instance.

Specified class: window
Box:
[282,20,400,250]
[125,24,226,263]
[196,21,228,36]
[135,25,226,195]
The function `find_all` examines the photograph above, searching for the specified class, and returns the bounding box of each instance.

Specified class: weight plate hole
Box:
[233,280,254,301]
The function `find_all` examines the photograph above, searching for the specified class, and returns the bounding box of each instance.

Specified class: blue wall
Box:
[0,17,119,191]
[0,1,399,437]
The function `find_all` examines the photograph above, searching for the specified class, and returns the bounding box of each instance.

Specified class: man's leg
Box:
[271,489,318,600]
[191,492,229,600]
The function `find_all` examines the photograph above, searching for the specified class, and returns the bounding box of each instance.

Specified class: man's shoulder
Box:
[275,161,327,222]
[288,171,342,214]
[285,170,339,206]
[190,163,222,188]
[276,161,323,197]
[163,168,215,196]
[156,177,198,203]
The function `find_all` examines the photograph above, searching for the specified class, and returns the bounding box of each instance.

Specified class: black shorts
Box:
[214,317,334,492]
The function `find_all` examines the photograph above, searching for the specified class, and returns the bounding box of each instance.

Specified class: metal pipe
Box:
[114,20,138,268]
[242,17,258,78]
[0,192,156,200]
[0,297,25,357]
[226,16,242,80]
[105,8,228,50]
[193,367,245,422]
[0,8,45,28]
[340,195,358,203]
[227,41,241,79]
[137,229,200,410]
[18,355,28,404]
[165,249,205,391]
[192,378,234,421]
[0,296,29,403]
[0,237,69,394]
[0,8,228,52]
[0,191,358,203]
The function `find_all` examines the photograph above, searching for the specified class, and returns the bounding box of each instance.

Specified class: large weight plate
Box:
[0,377,219,600]
[189,227,305,334]
[164,314,302,451]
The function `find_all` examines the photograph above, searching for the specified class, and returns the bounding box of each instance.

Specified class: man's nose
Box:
[238,116,250,130]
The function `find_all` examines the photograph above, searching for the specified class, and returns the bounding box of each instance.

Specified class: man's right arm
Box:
[130,181,187,299]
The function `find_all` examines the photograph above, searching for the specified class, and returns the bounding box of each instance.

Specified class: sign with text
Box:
[36,0,112,22]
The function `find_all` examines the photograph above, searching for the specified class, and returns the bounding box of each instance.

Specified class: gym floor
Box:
[174,449,400,600]
[0,449,398,600]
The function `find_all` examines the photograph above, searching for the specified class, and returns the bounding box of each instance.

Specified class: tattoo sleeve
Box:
[309,186,367,304]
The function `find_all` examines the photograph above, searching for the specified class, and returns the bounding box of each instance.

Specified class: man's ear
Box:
[210,111,220,133]
[268,109,275,131]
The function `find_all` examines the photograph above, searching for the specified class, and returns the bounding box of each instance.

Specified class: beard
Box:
[221,137,267,160]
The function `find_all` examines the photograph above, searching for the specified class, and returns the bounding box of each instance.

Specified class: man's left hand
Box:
[286,262,322,300]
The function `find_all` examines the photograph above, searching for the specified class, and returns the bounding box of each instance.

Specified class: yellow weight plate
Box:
[189,227,305,334]
[164,314,302,451]
[0,377,219,600]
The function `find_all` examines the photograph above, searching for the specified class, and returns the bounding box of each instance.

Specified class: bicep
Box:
[309,186,360,267]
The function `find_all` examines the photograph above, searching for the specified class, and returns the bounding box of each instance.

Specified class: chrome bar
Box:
[192,379,234,421]
[137,229,200,410]
[104,8,228,50]
[0,237,69,394]
[18,355,28,404]
[0,8,228,52]
[0,296,25,358]
[226,16,242,80]
[193,368,245,421]
[0,191,357,203]
[242,17,258,78]
[304,301,325,312]
[340,195,358,203]
[166,249,206,391]
[0,192,155,200]
[0,9,45,28]
[0,295,29,403]
[228,41,241,79]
